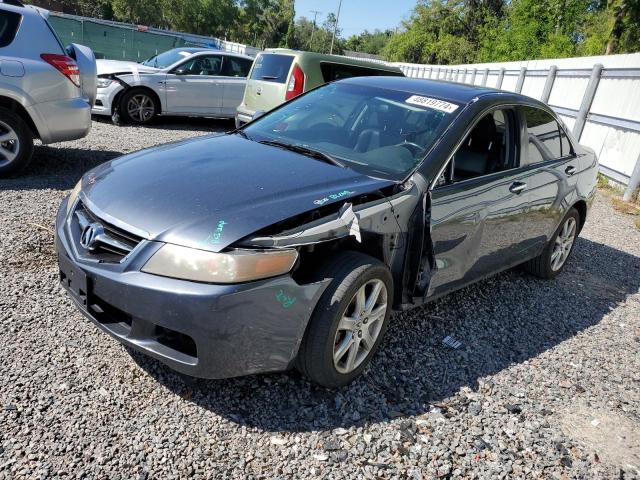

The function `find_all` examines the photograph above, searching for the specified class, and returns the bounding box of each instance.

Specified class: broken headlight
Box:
[96,78,114,89]
[141,244,298,283]
[66,180,82,215]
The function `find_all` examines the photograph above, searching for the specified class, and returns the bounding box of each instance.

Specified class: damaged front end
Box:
[238,176,436,310]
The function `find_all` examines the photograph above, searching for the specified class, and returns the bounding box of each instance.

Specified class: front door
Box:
[428,108,533,296]
[164,54,223,115]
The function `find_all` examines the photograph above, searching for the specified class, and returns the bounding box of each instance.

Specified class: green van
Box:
[235,48,404,127]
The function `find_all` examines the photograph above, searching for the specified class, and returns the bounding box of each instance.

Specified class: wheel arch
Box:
[0,96,39,139]
[572,199,587,233]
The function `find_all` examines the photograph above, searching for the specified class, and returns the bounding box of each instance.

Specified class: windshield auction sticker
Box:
[405,95,459,113]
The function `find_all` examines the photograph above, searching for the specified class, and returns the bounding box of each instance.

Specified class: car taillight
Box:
[285,64,305,101]
[41,54,81,87]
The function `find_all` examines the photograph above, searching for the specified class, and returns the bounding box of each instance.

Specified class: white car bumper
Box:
[28,97,92,144]
[91,82,124,116]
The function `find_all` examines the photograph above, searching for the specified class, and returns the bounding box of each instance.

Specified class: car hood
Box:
[96,59,159,75]
[80,134,396,252]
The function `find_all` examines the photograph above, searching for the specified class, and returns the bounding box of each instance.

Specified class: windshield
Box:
[142,49,194,69]
[243,82,460,180]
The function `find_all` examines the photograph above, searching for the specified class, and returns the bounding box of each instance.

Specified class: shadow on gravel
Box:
[132,236,640,433]
[93,114,235,133]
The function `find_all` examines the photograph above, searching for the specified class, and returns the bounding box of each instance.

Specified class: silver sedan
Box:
[92,48,254,124]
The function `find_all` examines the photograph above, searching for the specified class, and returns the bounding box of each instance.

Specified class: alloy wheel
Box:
[0,120,20,168]
[551,216,577,271]
[333,279,388,374]
[126,94,155,123]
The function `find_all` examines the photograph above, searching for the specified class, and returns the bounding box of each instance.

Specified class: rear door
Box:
[428,108,533,296]
[244,53,293,112]
[218,56,252,116]
[518,106,580,244]
[164,54,223,114]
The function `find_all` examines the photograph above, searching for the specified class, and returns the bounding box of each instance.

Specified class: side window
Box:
[177,55,222,75]
[446,109,515,183]
[221,57,252,77]
[523,106,573,163]
[320,63,397,82]
[0,10,22,48]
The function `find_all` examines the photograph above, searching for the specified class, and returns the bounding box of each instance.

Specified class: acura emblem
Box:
[80,223,104,251]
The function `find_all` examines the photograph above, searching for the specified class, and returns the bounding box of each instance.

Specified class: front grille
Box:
[73,201,143,263]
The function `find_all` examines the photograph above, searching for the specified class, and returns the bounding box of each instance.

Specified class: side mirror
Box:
[252,110,266,121]
[173,68,188,75]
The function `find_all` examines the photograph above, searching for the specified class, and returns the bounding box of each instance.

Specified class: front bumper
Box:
[55,198,329,379]
[91,83,124,116]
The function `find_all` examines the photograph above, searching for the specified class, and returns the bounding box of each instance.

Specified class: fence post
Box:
[515,67,527,93]
[470,68,477,85]
[573,63,603,141]
[541,65,558,103]
[428,68,433,79]
[454,69,459,82]
[482,68,489,86]
[496,67,506,89]
[623,153,640,202]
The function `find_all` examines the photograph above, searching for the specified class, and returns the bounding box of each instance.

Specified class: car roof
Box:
[341,76,542,106]
[177,48,253,61]
[263,48,403,73]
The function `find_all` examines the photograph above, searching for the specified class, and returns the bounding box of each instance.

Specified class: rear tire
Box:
[297,251,393,388]
[524,208,580,279]
[119,89,158,125]
[0,107,34,177]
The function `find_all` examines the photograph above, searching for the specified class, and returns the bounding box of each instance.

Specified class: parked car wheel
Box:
[0,107,34,177]
[297,251,393,388]
[524,208,580,279]
[120,89,158,124]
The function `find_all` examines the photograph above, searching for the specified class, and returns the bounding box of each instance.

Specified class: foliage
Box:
[382,0,640,64]
[344,30,393,55]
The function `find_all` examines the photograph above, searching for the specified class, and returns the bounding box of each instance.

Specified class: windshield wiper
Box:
[261,75,279,80]
[258,140,346,168]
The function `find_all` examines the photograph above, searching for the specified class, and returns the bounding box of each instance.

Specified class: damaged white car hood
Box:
[96,59,159,75]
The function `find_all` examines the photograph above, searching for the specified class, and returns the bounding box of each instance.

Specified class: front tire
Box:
[524,208,580,279]
[297,251,393,388]
[119,89,158,125]
[0,107,34,177]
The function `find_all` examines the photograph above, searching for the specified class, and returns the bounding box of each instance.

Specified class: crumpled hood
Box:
[96,59,159,75]
[80,134,395,252]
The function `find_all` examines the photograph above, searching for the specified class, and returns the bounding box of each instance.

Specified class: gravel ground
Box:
[1,118,639,479]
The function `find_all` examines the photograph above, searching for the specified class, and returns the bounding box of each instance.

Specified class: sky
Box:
[294,0,416,37]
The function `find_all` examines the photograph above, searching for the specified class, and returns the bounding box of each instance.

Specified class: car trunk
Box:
[244,53,294,112]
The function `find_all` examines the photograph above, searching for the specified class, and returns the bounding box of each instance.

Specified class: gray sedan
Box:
[57,77,598,387]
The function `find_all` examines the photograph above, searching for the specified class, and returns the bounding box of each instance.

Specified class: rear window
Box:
[320,62,403,82]
[0,10,21,48]
[250,54,294,83]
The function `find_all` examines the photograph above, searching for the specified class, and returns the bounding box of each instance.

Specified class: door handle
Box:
[565,165,577,176]
[509,181,527,194]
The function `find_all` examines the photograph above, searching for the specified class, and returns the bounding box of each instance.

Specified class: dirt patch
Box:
[559,402,640,474]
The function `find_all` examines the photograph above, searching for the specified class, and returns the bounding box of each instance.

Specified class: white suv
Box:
[0,0,96,176]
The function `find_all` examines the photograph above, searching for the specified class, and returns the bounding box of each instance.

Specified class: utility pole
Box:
[330,0,342,55]
[309,9,321,49]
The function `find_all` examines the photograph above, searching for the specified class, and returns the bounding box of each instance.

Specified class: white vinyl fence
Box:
[392,54,640,200]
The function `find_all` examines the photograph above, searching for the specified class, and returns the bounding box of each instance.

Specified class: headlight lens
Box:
[96,78,113,88]
[66,180,82,215]
[141,244,298,283]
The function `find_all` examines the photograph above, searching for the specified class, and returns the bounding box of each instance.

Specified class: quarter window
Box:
[0,10,21,48]
[523,106,573,163]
